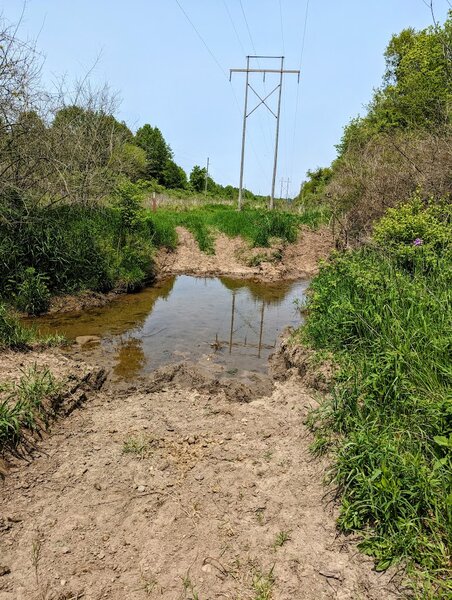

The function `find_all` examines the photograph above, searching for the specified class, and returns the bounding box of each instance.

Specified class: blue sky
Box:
[2,0,450,196]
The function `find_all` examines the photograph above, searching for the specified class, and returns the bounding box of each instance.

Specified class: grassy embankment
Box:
[0,190,328,317]
[297,199,451,597]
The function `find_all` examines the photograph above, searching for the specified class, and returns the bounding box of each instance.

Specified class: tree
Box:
[135,124,172,183]
[162,159,187,189]
[189,165,206,192]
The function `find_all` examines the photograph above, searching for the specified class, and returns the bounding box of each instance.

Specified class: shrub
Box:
[14,268,51,315]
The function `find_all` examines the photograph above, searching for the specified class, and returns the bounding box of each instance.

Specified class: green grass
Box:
[0,303,64,350]
[147,204,328,254]
[298,232,451,596]
[0,365,62,451]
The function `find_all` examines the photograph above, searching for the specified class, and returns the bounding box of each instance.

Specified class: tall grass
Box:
[147,204,328,253]
[0,365,62,450]
[298,204,451,596]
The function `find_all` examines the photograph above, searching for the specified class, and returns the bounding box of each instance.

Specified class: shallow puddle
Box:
[28,276,308,380]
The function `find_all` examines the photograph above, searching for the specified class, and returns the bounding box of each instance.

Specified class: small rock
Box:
[60,579,67,586]
[75,335,101,345]
[187,436,196,445]
[0,566,11,577]
[137,485,146,493]
[94,483,102,491]
[194,473,204,482]
[98,552,105,559]
[318,569,343,582]
[61,547,71,555]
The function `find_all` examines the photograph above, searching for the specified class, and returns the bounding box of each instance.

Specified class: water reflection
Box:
[27,275,308,380]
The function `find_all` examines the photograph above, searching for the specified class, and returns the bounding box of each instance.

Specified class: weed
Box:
[182,574,199,599]
[255,509,265,526]
[122,435,151,458]
[273,530,291,549]
[31,532,43,585]
[140,573,158,595]
[0,366,62,450]
[252,566,275,600]
[263,450,273,462]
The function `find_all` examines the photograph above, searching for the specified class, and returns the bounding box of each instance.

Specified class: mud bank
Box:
[156,226,333,282]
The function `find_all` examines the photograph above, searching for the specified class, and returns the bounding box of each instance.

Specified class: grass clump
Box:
[122,435,152,458]
[0,365,62,451]
[298,199,451,596]
[0,304,34,349]
[252,567,275,600]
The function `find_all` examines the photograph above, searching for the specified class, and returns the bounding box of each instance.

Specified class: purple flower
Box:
[413,238,423,246]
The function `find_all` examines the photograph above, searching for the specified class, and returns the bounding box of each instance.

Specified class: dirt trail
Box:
[0,357,400,600]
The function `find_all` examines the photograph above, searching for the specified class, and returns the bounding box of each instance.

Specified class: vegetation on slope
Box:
[298,173,451,597]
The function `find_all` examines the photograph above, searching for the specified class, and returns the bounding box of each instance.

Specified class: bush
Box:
[373,196,451,271]
[14,268,51,315]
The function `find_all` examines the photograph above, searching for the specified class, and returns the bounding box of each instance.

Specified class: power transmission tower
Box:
[230,56,300,210]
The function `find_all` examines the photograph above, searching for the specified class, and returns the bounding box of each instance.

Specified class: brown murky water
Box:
[28,276,308,380]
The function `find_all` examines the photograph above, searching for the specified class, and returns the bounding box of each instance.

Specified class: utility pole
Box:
[204,156,210,196]
[230,56,300,210]
[285,178,290,201]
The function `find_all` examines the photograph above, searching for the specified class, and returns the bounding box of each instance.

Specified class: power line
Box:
[289,0,310,196]
[222,0,246,56]
[173,0,268,183]
[222,1,272,157]
[238,0,274,154]
[239,0,258,55]
[174,0,228,78]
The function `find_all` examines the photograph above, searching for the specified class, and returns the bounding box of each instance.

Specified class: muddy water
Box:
[29,276,308,381]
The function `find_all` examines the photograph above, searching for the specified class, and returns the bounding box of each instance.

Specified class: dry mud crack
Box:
[0,357,401,599]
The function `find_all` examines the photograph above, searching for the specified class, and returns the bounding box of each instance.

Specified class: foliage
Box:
[147,204,326,255]
[163,159,188,189]
[0,187,159,309]
[189,165,207,193]
[135,124,174,183]
[0,304,34,349]
[0,365,62,451]
[14,268,51,315]
[295,167,333,210]
[372,196,452,271]
[299,202,452,596]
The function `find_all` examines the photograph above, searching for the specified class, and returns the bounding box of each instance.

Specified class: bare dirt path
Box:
[0,359,400,600]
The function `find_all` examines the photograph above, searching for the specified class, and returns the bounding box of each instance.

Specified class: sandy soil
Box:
[156,227,334,282]
[0,352,402,599]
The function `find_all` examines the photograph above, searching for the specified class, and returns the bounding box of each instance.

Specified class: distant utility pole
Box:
[230,56,300,210]
[204,156,210,196]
